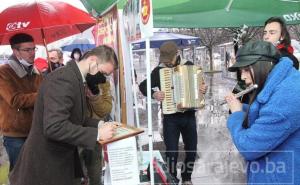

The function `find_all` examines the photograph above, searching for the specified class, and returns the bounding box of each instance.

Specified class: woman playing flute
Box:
[225,41,300,185]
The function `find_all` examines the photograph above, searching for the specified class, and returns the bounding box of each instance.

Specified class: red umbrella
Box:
[0,0,96,45]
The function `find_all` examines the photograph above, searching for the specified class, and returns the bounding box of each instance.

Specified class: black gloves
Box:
[86,72,106,95]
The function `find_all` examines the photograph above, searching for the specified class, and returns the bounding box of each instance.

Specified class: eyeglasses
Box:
[18,47,38,53]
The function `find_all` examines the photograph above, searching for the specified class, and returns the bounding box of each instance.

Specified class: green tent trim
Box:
[81,0,300,28]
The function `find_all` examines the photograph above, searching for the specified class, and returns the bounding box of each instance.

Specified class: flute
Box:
[219,84,258,105]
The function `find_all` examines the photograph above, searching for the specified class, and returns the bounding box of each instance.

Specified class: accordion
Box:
[159,65,204,114]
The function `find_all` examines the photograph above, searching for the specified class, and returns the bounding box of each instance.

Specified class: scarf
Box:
[277,44,294,54]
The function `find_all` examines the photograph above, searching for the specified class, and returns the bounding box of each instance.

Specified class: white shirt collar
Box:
[75,62,86,83]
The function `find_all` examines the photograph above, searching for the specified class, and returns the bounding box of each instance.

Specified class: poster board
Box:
[105,137,140,185]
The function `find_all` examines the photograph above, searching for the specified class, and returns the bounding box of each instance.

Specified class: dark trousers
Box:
[74,144,102,185]
[3,136,26,171]
[163,111,197,181]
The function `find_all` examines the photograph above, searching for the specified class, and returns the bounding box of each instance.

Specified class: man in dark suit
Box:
[9,45,119,185]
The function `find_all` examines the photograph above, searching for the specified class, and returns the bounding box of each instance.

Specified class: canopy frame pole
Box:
[145,37,154,185]
[225,0,234,12]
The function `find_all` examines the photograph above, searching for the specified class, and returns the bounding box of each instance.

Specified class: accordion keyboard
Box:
[160,65,204,114]
[160,68,177,114]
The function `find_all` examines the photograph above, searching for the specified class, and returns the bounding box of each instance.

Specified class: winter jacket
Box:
[278,46,299,70]
[227,57,300,184]
[0,55,42,137]
[87,81,112,119]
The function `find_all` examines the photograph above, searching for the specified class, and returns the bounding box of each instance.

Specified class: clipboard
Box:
[99,124,144,145]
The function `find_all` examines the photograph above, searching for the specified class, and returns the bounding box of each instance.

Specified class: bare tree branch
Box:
[289,25,300,41]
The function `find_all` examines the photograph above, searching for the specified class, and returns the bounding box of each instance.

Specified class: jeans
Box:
[3,136,26,171]
[163,111,197,182]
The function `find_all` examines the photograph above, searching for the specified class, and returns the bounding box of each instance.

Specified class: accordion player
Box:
[159,65,205,114]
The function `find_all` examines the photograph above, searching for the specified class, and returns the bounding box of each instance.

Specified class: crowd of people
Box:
[0,16,299,185]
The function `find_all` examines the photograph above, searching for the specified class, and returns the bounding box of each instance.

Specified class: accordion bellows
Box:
[160,65,204,114]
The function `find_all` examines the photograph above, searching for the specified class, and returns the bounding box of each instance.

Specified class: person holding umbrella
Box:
[0,33,43,171]
[9,45,119,185]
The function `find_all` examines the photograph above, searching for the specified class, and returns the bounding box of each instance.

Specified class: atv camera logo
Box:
[283,12,300,22]
[6,21,30,31]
